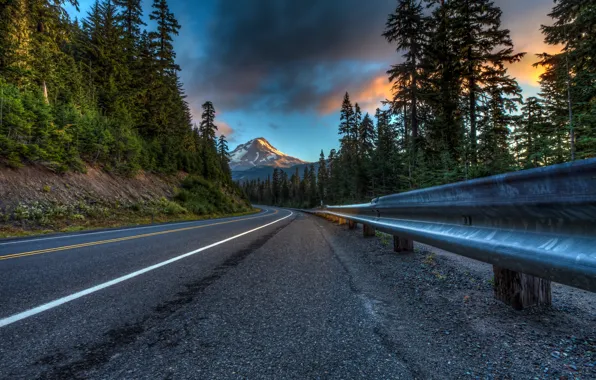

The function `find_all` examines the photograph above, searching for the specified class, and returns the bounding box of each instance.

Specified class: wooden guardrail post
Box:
[338,218,347,226]
[348,221,356,230]
[493,266,552,310]
[393,235,413,253]
[363,224,375,237]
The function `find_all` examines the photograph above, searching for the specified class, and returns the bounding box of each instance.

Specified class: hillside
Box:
[0,0,253,237]
[0,165,252,237]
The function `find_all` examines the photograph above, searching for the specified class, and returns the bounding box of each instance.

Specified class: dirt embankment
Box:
[0,165,182,212]
[0,165,198,236]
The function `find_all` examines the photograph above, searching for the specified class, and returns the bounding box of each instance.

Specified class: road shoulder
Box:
[312,213,596,379]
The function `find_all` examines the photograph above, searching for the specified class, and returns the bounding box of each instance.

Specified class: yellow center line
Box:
[0,209,279,261]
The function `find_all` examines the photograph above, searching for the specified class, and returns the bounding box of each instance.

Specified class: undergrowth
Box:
[0,175,254,238]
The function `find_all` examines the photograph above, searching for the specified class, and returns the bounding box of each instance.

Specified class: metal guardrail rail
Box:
[310,158,596,293]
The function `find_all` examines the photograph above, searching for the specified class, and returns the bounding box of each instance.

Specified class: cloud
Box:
[500,0,561,88]
[179,0,395,114]
[318,71,392,115]
[175,0,561,119]
[506,48,559,88]
[216,120,236,142]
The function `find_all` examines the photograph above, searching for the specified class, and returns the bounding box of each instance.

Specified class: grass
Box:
[488,276,496,288]
[0,175,256,239]
[423,252,437,266]
[0,205,259,239]
[375,230,392,247]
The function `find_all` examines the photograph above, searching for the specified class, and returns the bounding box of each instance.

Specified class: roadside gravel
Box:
[315,216,596,379]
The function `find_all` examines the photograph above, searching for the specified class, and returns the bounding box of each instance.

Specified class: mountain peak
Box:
[230,137,307,171]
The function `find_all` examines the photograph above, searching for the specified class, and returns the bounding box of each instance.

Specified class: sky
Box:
[66,0,561,162]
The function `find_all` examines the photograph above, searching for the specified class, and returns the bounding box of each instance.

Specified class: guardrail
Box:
[307,158,596,309]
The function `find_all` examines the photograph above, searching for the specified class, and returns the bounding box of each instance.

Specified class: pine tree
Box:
[339,92,356,146]
[422,0,464,167]
[114,0,145,43]
[199,101,217,142]
[358,113,375,158]
[515,97,552,168]
[272,168,281,205]
[291,167,301,205]
[476,68,521,175]
[534,53,569,164]
[199,101,219,178]
[327,149,338,204]
[308,163,317,207]
[538,0,596,159]
[317,150,328,204]
[353,103,362,143]
[337,93,358,201]
[449,0,525,167]
[300,166,309,207]
[217,134,231,178]
[281,170,290,204]
[372,108,399,195]
[383,0,426,144]
[149,0,180,74]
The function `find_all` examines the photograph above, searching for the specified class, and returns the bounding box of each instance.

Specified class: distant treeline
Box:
[243,0,595,208]
[0,0,231,182]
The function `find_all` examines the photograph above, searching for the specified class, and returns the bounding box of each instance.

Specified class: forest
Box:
[0,0,232,182]
[242,0,595,208]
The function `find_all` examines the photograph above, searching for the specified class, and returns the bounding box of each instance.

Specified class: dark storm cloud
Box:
[181,0,396,113]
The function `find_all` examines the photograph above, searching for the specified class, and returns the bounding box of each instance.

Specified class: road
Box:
[2,207,594,379]
[0,207,412,379]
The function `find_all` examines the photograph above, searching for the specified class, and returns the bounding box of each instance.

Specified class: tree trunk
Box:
[42,80,49,104]
[469,75,476,165]
[411,65,418,141]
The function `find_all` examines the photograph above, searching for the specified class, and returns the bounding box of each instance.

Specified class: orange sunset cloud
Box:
[318,74,392,115]
[507,45,562,88]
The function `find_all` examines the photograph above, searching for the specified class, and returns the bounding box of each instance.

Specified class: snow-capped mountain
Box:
[229,137,308,171]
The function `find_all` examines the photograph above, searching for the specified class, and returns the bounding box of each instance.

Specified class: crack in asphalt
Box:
[311,214,425,379]
[34,220,293,380]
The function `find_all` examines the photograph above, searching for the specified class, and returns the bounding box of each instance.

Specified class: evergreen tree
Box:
[358,113,375,158]
[317,150,328,204]
[114,0,145,43]
[383,0,426,144]
[514,97,552,168]
[422,0,464,168]
[217,134,231,179]
[281,170,290,205]
[449,0,525,167]
[0,0,232,181]
[339,92,356,147]
[149,0,180,74]
[272,168,281,205]
[199,101,217,141]
[308,163,317,207]
[199,101,219,179]
[538,0,596,159]
[327,149,339,204]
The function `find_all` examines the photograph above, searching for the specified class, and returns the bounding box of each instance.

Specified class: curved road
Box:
[0,207,413,379]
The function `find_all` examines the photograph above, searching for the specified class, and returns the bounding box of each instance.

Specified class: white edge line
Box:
[0,210,292,328]
[0,208,269,247]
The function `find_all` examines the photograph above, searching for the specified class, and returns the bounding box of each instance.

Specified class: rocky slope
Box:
[0,165,251,236]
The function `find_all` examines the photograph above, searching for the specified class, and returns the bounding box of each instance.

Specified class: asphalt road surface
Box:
[0,208,413,379]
